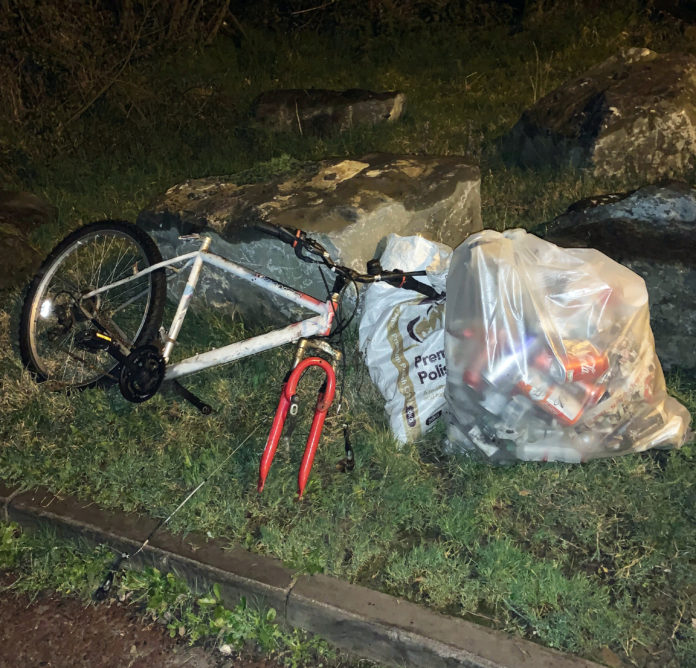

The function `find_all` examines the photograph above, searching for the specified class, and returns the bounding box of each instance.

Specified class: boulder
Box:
[0,191,56,291]
[137,154,481,323]
[503,48,696,180]
[535,181,696,372]
[254,89,405,135]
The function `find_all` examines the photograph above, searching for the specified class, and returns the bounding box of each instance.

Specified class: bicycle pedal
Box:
[75,330,113,352]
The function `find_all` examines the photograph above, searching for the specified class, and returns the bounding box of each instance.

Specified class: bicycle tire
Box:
[19,220,167,389]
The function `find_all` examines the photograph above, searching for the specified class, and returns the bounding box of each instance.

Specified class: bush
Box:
[0,1,230,137]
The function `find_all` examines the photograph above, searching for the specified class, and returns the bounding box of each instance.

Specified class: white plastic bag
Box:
[445,229,691,463]
[359,234,451,443]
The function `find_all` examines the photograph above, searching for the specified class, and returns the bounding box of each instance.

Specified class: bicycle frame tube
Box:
[82,239,335,382]
[162,236,211,361]
[164,313,331,381]
[82,249,328,316]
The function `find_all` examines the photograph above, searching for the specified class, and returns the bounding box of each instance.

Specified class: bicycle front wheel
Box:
[20,220,167,389]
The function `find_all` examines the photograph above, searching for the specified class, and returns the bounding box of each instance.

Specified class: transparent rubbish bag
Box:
[444,229,691,463]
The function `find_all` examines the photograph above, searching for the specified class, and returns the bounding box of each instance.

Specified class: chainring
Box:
[119,345,165,403]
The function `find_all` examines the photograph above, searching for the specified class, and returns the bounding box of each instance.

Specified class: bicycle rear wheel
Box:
[20,220,167,389]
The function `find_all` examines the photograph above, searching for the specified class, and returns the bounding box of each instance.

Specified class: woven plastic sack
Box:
[359,234,450,443]
[445,229,691,463]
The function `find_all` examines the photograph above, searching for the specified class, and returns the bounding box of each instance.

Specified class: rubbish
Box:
[445,229,691,463]
[516,372,605,426]
[359,234,451,443]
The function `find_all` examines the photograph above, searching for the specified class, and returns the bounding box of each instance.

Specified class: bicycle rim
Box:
[23,227,160,387]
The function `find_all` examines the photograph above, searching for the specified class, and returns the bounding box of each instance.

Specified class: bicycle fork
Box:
[258,339,340,498]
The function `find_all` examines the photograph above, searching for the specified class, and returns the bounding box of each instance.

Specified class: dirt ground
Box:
[0,576,281,668]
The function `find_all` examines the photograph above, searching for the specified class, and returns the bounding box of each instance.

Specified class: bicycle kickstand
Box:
[169,380,213,415]
[258,341,339,498]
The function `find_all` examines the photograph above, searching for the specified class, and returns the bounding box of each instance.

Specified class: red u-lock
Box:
[258,357,336,498]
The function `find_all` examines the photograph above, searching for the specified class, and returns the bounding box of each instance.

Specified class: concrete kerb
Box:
[1,482,603,668]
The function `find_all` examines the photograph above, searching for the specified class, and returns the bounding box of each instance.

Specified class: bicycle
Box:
[19,219,441,496]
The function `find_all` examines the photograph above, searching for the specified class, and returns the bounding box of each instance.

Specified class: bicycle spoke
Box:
[108,286,152,318]
[22,223,162,388]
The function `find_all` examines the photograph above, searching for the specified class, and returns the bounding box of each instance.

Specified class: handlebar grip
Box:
[255,221,300,245]
[398,275,443,300]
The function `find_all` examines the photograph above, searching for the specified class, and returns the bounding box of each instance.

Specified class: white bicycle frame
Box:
[83,236,336,381]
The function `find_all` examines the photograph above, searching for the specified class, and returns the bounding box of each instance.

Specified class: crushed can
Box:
[535,340,609,384]
[517,369,606,426]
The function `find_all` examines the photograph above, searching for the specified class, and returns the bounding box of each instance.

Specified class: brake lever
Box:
[294,236,334,266]
[294,240,315,263]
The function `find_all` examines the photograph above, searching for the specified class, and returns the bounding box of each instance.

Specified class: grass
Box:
[2,2,696,667]
[1,304,694,665]
[0,522,360,667]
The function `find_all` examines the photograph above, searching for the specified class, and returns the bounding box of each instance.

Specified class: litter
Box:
[359,234,450,443]
[444,229,691,463]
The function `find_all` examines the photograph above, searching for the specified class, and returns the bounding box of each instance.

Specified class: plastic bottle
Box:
[515,441,584,463]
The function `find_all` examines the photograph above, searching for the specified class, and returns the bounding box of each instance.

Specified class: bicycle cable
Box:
[331,277,360,338]
[316,265,354,472]
[93,424,260,601]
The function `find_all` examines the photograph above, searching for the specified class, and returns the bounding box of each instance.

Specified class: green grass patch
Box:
[1,300,695,666]
[0,522,364,667]
[2,3,696,667]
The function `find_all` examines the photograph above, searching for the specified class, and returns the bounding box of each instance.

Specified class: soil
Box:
[0,575,281,668]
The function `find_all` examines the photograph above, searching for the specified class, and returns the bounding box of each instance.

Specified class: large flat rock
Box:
[503,48,696,180]
[137,154,481,323]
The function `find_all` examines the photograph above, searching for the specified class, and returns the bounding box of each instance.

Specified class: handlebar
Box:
[255,222,444,299]
[255,221,301,245]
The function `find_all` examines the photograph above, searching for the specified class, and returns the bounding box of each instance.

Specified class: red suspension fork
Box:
[258,356,336,498]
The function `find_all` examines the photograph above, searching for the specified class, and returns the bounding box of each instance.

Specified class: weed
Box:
[0,522,355,666]
[0,523,24,570]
